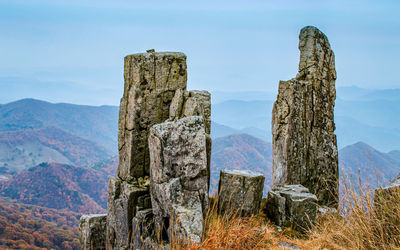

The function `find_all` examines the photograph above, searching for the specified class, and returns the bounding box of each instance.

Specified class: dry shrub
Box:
[169,196,297,249]
[302,175,400,250]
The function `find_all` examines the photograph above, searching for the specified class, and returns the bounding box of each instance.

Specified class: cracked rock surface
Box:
[149,116,209,243]
[218,169,265,216]
[79,214,107,250]
[272,26,339,207]
[263,184,317,233]
[118,52,187,181]
[106,177,150,249]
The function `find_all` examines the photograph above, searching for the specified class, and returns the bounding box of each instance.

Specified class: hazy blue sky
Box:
[0,0,399,105]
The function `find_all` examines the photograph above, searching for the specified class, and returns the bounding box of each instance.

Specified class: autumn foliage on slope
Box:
[0,163,108,213]
[0,199,80,250]
[0,127,111,167]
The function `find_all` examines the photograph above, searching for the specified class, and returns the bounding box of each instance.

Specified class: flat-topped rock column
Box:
[217,169,265,216]
[272,26,339,207]
[118,52,187,181]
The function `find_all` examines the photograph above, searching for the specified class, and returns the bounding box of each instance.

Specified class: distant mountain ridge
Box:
[0,162,108,213]
[339,142,400,188]
[0,98,118,153]
[0,127,110,172]
[212,91,400,152]
[211,133,272,194]
[210,134,400,193]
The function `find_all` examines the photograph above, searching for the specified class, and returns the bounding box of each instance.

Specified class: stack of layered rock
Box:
[265,26,339,230]
[80,51,211,249]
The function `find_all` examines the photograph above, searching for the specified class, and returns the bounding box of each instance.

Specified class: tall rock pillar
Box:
[271,26,339,207]
[118,52,187,181]
[106,51,211,249]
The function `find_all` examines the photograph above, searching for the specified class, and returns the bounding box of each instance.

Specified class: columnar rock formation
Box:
[102,51,211,249]
[118,52,188,181]
[149,116,209,243]
[218,169,265,216]
[271,26,339,207]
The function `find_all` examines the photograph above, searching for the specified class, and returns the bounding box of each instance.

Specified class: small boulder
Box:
[79,214,107,250]
[218,169,265,216]
[263,184,317,232]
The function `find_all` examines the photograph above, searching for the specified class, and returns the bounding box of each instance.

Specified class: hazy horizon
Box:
[1,0,399,105]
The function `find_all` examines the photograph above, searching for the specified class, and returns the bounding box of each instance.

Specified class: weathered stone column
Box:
[107,51,189,249]
[272,26,339,207]
[148,116,209,243]
[118,52,187,181]
[105,50,212,249]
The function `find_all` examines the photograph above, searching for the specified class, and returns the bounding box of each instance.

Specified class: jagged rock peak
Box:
[297,26,336,81]
[272,26,339,207]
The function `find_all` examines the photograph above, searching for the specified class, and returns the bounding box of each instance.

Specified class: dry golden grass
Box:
[167,176,400,250]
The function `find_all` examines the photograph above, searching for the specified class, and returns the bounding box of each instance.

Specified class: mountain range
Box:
[211,87,400,152]
[0,90,399,247]
[0,98,118,153]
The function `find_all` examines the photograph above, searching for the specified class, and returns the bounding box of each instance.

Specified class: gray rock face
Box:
[148,116,209,243]
[79,214,107,250]
[263,184,318,232]
[169,89,212,188]
[272,26,338,207]
[218,169,265,216]
[118,52,187,181]
[106,177,150,249]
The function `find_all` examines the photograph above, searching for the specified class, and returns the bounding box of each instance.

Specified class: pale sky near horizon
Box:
[0,0,399,105]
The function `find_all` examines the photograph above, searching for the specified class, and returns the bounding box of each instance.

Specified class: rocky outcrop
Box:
[263,184,317,232]
[218,169,265,216]
[148,116,209,243]
[272,26,338,207]
[79,214,107,250]
[118,52,187,181]
[100,51,211,249]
